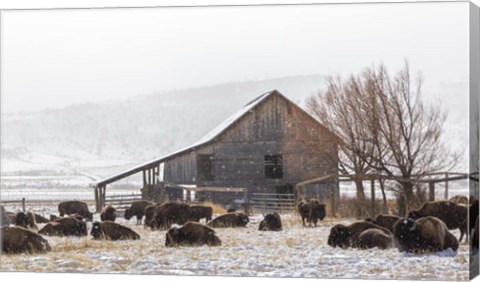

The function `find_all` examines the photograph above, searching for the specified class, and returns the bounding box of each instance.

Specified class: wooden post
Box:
[22,198,26,212]
[243,189,248,214]
[330,180,336,217]
[370,179,376,215]
[429,182,435,201]
[444,173,449,200]
[94,186,100,212]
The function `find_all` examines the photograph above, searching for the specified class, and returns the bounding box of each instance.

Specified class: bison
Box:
[297,198,311,226]
[2,226,51,254]
[393,216,459,254]
[207,213,249,228]
[124,200,154,224]
[473,216,479,250]
[408,200,468,242]
[470,199,479,237]
[90,221,140,241]
[58,200,93,221]
[365,214,401,233]
[258,213,282,231]
[14,211,38,230]
[357,228,393,249]
[165,221,221,247]
[308,199,326,226]
[144,204,162,229]
[189,205,213,223]
[100,205,117,222]
[150,203,192,230]
[327,221,391,249]
[39,216,88,237]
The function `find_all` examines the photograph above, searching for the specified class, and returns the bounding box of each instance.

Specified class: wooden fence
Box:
[104,193,143,213]
[250,193,296,214]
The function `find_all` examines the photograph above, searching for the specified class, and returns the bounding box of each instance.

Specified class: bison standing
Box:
[14,211,38,230]
[2,226,51,254]
[90,221,140,240]
[207,213,249,228]
[393,216,459,253]
[297,198,326,227]
[165,222,221,247]
[408,200,468,242]
[150,203,192,230]
[124,200,154,225]
[58,201,93,221]
[258,213,282,231]
[190,205,213,223]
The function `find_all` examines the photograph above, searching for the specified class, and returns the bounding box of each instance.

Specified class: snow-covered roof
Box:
[95,90,277,186]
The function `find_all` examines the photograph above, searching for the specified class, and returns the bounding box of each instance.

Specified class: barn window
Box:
[264,155,283,179]
[197,154,214,181]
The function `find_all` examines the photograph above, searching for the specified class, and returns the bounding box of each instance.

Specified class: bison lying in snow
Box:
[207,213,249,228]
[449,195,469,205]
[393,216,459,254]
[15,211,38,230]
[297,198,326,227]
[365,214,401,233]
[58,200,93,221]
[408,200,468,242]
[124,200,154,224]
[90,221,140,241]
[357,228,393,249]
[327,221,391,249]
[2,226,51,254]
[39,216,88,237]
[190,206,213,223]
[150,203,192,230]
[100,205,117,222]
[165,222,221,247]
[259,213,282,231]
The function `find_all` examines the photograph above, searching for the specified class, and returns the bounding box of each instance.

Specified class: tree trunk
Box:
[379,179,388,213]
[354,179,366,201]
[398,181,415,216]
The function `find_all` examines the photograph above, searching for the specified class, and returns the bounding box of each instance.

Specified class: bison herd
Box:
[1,196,479,257]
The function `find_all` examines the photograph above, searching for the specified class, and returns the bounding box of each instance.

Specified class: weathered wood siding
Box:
[163,92,338,198]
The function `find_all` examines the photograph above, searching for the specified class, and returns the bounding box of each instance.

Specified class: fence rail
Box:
[104,193,143,212]
[251,193,296,214]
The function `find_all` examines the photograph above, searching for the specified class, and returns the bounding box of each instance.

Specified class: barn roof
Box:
[95,90,276,186]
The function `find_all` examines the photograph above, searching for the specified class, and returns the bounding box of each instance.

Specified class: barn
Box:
[93,90,339,211]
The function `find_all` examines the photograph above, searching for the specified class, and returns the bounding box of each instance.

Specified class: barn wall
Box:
[163,92,339,200]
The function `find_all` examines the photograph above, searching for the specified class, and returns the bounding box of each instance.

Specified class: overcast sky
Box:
[1,1,470,113]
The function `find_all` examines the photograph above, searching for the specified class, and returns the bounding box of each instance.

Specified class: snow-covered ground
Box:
[0,212,471,281]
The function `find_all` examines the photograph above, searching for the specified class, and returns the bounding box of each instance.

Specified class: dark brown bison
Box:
[150,203,192,230]
[207,213,249,228]
[124,200,154,224]
[408,200,468,242]
[39,216,88,237]
[90,221,140,241]
[357,228,393,249]
[449,195,469,205]
[258,213,282,231]
[165,221,221,247]
[393,216,459,254]
[2,226,51,254]
[190,205,213,223]
[100,205,117,222]
[297,198,311,226]
[309,198,326,226]
[58,201,93,221]
[144,203,162,229]
[34,213,50,224]
[365,214,401,233]
[14,211,38,230]
[327,221,392,249]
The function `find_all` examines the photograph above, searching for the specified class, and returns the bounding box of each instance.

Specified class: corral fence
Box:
[250,193,296,214]
[1,198,27,212]
[104,192,142,214]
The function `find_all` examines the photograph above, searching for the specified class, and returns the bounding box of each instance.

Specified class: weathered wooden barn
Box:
[94,90,339,211]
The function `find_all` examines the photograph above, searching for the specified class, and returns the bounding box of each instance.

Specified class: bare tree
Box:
[307,62,459,215]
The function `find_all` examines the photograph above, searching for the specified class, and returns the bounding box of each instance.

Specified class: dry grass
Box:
[196,201,227,214]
